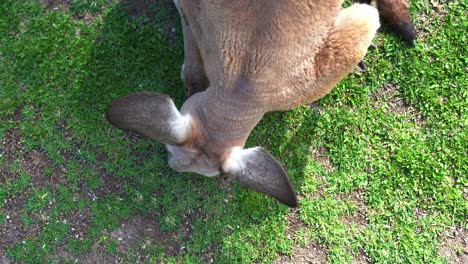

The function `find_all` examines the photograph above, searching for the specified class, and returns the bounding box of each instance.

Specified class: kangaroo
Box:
[107,0,380,207]
[358,0,417,42]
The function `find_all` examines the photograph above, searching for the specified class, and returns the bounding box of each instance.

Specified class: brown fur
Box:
[108,0,380,206]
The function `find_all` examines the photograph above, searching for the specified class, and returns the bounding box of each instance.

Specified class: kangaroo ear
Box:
[106,91,191,145]
[222,147,298,207]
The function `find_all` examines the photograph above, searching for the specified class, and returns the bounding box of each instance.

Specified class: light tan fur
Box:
[107,0,380,207]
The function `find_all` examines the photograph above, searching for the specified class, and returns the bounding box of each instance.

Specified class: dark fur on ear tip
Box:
[396,22,417,43]
[224,147,298,208]
[362,0,417,43]
[282,192,298,208]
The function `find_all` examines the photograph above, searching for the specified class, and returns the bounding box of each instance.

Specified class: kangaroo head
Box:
[106,91,298,207]
[106,0,382,208]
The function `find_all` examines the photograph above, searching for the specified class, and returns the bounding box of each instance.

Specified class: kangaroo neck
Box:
[181,89,265,146]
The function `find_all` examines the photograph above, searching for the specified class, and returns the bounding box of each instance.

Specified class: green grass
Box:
[1,0,467,263]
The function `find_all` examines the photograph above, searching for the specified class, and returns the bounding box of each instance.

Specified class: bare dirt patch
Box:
[284,210,308,241]
[0,127,21,155]
[336,190,368,230]
[0,129,22,183]
[0,109,24,184]
[79,169,123,201]
[439,226,468,263]
[65,208,91,242]
[309,146,335,172]
[22,150,53,187]
[0,113,29,262]
[110,215,179,254]
[416,1,448,41]
[0,196,27,246]
[273,209,327,264]
[336,190,371,263]
[370,83,423,125]
[55,214,183,263]
[0,253,10,264]
[0,195,45,263]
[73,11,100,24]
[309,101,325,115]
[352,249,371,264]
[0,115,124,263]
[57,120,74,142]
[56,241,119,264]
[273,243,327,264]
[40,0,72,11]
[53,209,101,263]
